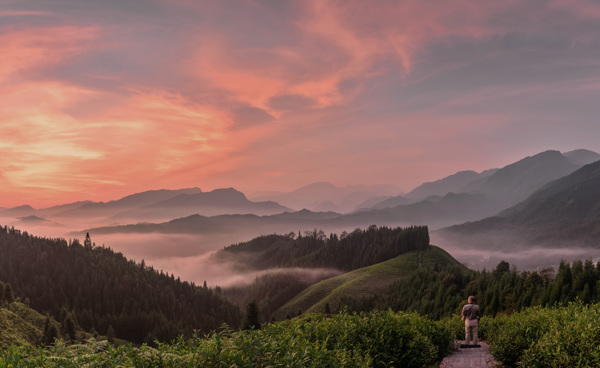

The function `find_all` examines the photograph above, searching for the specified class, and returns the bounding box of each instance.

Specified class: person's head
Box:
[468,295,476,304]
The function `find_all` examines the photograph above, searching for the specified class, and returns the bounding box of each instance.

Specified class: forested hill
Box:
[0,226,241,344]
[217,225,430,272]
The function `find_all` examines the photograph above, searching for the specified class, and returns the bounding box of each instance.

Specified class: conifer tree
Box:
[43,315,60,345]
[242,300,261,330]
[3,283,14,304]
[106,325,116,344]
[63,312,77,342]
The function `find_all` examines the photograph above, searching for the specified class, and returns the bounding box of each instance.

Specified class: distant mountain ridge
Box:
[406,170,495,201]
[249,182,402,213]
[0,187,291,227]
[360,149,599,229]
[437,159,600,249]
[76,150,600,236]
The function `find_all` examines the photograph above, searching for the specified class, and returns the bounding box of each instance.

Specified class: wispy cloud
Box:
[1,0,600,206]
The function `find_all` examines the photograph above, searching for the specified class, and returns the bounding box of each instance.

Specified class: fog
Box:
[432,232,600,272]
[7,210,600,289]
[0,214,346,287]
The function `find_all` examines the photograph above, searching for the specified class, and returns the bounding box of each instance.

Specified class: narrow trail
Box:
[439,342,497,368]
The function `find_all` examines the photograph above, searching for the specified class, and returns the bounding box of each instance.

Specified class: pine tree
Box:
[84,232,92,248]
[63,312,77,342]
[242,301,261,330]
[106,325,116,344]
[43,315,60,345]
[3,283,14,304]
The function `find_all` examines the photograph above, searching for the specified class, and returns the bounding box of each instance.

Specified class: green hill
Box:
[273,245,463,319]
[0,302,44,349]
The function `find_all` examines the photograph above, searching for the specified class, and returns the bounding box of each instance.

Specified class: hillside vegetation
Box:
[219,225,430,271]
[273,245,462,319]
[0,310,453,368]
[0,226,241,344]
[0,302,44,350]
[487,301,600,367]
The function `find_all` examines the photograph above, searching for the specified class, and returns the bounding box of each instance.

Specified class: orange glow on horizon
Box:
[1,0,600,208]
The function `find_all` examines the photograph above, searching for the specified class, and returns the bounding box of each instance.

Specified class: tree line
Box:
[338,258,600,319]
[219,225,430,272]
[0,226,242,344]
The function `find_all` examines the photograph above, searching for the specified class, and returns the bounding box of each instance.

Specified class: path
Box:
[439,342,497,368]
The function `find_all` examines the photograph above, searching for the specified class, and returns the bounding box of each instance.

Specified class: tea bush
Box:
[487,302,600,367]
[0,310,453,368]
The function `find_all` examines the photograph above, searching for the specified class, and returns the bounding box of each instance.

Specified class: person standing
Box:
[461,295,480,345]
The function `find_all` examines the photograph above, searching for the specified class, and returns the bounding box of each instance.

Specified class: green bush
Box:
[487,302,600,367]
[0,310,454,368]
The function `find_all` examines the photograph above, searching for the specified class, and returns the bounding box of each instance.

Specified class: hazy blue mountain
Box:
[139,188,292,217]
[45,187,291,224]
[54,188,204,218]
[365,195,414,210]
[249,182,401,213]
[469,150,579,206]
[18,215,50,223]
[313,200,342,212]
[355,150,590,229]
[0,205,36,217]
[344,192,504,229]
[406,170,495,201]
[353,195,395,211]
[37,201,94,217]
[563,149,600,166]
[437,160,600,249]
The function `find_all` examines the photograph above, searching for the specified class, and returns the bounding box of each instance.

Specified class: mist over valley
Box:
[3,149,600,289]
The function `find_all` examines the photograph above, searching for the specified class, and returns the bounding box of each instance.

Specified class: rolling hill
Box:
[272,245,463,320]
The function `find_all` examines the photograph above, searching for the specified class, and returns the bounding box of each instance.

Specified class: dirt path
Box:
[439,342,497,368]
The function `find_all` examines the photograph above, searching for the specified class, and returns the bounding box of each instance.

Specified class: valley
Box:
[3,148,600,366]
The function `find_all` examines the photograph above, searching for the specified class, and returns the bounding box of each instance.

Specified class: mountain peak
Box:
[563,149,600,166]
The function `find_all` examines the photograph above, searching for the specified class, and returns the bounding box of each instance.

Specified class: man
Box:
[461,295,480,346]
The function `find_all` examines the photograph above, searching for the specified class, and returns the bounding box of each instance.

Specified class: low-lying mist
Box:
[432,232,600,271]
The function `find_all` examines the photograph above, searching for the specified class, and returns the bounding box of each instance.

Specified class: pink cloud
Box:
[1,0,600,208]
[0,26,99,83]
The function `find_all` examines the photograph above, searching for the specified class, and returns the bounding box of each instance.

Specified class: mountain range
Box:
[249,182,401,213]
[2,148,600,271]
[66,149,600,247]
[0,188,291,227]
[437,158,600,249]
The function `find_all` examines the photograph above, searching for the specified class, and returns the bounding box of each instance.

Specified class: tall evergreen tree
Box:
[242,301,261,330]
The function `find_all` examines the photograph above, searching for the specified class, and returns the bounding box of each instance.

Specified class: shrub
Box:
[0,310,454,368]
[487,302,600,367]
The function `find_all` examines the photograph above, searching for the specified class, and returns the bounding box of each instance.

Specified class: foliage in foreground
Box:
[0,310,453,368]
[487,301,600,367]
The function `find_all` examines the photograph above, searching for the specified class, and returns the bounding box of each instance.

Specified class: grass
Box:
[0,303,44,349]
[274,245,462,319]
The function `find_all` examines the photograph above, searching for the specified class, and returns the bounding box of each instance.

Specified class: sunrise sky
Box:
[2,0,600,208]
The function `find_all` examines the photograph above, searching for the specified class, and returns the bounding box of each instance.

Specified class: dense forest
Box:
[218,225,430,271]
[341,258,600,319]
[0,226,241,344]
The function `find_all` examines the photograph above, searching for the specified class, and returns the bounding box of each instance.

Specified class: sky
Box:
[2,0,600,208]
